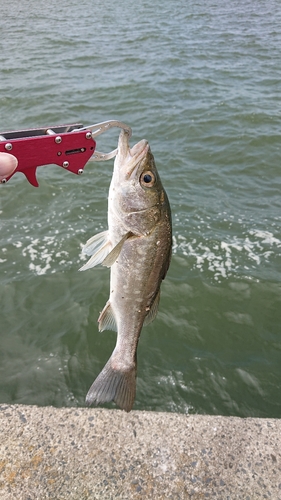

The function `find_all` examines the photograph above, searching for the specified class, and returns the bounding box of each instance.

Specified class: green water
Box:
[1,0,281,416]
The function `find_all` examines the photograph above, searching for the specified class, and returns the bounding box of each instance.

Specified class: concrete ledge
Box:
[0,405,280,499]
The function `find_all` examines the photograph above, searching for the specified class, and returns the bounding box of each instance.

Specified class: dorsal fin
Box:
[143,289,161,327]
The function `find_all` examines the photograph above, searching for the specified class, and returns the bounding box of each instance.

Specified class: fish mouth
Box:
[116,130,149,179]
[130,139,149,158]
[127,140,149,178]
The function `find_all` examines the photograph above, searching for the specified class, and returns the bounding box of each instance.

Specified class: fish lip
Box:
[130,139,148,157]
[126,140,149,179]
[115,131,150,179]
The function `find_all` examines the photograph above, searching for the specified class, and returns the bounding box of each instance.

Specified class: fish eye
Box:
[140,171,155,188]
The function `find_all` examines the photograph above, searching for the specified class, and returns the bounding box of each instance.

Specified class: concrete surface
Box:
[0,405,280,499]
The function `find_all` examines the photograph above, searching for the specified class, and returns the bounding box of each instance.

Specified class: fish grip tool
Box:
[0,120,132,187]
[75,120,132,162]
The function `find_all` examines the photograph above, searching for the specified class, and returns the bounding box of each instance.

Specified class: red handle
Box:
[0,128,96,187]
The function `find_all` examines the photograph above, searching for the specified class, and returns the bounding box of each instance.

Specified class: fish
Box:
[79,129,172,411]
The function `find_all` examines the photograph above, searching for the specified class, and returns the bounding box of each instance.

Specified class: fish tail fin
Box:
[86,357,136,412]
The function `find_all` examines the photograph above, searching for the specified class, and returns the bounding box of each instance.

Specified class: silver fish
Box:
[80,130,172,411]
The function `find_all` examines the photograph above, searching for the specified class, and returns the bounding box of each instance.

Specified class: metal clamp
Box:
[0,120,133,186]
[74,120,132,162]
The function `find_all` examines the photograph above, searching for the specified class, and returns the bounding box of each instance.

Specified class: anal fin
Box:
[98,301,118,332]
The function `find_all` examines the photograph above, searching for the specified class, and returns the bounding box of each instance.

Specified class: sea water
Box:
[0,0,281,416]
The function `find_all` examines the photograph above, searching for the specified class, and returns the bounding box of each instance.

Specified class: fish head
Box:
[111,130,168,235]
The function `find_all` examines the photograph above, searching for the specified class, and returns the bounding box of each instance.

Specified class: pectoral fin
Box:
[79,230,112,271]
[143,289,161,327]
[102,231,134,267]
